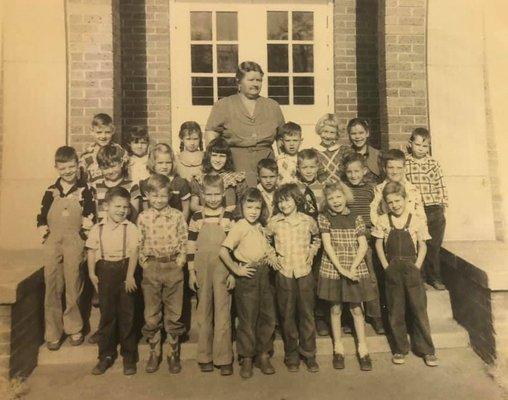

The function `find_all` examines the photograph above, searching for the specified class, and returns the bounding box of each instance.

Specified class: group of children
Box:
[37,111,448,379]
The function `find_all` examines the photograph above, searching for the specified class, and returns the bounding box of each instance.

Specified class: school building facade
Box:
[0,0,507,382]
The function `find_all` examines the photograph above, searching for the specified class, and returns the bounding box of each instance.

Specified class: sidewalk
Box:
[23,348,506,400]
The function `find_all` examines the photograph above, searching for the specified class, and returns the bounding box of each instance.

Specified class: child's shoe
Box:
[342,325,352,335]
[88,330,100,344]
[167,343,182,374]
[332,353,345,370]
[91,356,114,375]
[240,357,253,379]
[123,359,137,376]
[370,318,385,335]
[68,333,84,347]
[255,353,275,375]
[423,354,439,367]
[199,362,214,372]
[285,360,300,372]
[46,340,61,351]
[316,319,329,337]
[220,364,233,376]
[392,353,406,365]
[304,357,319,373]
[145,342,162,373]
[429,280,446,291]
[358,354,373,371]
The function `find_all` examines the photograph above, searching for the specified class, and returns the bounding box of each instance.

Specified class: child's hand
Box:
[125,275,137,293]
[89,273,99,293]
[235,263,256,278]
[226,274,236,290]
[349,266,360,281]
[82,215,94,230]
[176,254,186,268]
[38,225,49,244]
[305,250,316,267]
[189,270,199,292]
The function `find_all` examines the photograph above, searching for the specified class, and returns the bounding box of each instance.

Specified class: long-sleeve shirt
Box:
[37,178,96,227]
[265,212,321,278]
[137,206,188,267]
[405,154,448,207]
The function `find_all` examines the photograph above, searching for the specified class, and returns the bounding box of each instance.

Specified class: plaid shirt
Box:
[137,206,188,267]
[277,153,298,185]
[405,154,448,206]
[266,212,321,278]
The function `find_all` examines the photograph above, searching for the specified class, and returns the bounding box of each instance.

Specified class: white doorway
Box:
[169,0,334,149]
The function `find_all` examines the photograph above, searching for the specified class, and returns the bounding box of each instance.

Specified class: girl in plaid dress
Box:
[318,181,376,371]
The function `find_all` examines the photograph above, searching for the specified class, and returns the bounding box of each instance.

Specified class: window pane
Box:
[268,76,289,105]
[218,77,237,99]
[292,11,313,40]
[192,77,214,105]
[217,12,238,41]
[293,44,313,73]
[217,44,238,73]
[293,76,314,105]
[267,11,288,40]
[191,12,212,40]
[267,44,288,73]
[191,45,213,73]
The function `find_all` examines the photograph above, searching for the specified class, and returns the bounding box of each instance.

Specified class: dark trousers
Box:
[97,259,138,363]
[423,205,446,283]
[364,246,383,318]
[276,272,316,362]
[235,264,276,358]
[385,260,435,356]
[312,248,329,320]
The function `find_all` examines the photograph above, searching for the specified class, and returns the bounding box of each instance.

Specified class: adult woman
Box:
[205,61,285,186]
[346,118,382,183]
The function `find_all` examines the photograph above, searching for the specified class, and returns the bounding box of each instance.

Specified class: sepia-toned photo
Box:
[0,0,507,399]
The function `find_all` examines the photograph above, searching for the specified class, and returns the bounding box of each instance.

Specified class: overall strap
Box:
[122,224,127,259]
[99,224,105,260]
[404,213,413,230]
[388,213,395,228]
[217,208,225,226]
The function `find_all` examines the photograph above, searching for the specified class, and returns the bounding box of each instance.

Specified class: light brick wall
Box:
[378,0,428,149]
[66,0,117,153]
[120,0,171,144]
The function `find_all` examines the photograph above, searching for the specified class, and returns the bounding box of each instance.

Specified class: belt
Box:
[146,255,178,263]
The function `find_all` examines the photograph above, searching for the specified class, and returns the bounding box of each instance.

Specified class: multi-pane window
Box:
[190,11,239,105]
[266,11,315,105]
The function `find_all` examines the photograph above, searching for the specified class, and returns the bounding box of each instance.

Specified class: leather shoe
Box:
[91,356,114,375]
[240,357,253,379]
[255,355,275,375]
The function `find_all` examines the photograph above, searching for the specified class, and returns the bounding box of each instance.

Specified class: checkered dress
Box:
[318,210,369,280]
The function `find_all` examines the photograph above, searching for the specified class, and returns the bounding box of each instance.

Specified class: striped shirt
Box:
[405,154,448,206]
[187,209,234,267]
[92,178,139,222]
[345,180,375,229]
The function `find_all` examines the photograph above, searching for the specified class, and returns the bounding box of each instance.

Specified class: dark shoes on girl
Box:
[358,354,373,371]
[332,353,345,369]
[199,362,214,372]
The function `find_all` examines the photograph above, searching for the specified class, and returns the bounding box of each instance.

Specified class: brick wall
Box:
[0,306,10,380]
[378,0,428,149]
[66,0,117,153]
[120,0,171,144]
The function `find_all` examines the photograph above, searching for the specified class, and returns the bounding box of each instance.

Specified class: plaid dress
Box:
[317,209,376,303]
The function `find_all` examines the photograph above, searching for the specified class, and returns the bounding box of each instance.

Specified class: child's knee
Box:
[330,304,342,316]
[349,303,363,317]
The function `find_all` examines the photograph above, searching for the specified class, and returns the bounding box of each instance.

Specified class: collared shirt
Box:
[266,212,321,278]
[79,142,129,184]
[222,219,271,264]
[370,179,426,227]
[137,206,188,267]
[37,178,97,227]
[405,154,448,206]
[344,180,375,229]
[315,143,352,183]
[372,210,431,250]
[128,154,150,185]
[277,153,298,185]
[86,218,140,261]
[257,183,275,219]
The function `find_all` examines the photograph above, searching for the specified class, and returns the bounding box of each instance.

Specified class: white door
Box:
[169,0,334,149]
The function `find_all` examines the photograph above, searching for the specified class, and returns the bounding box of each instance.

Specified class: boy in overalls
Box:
[187,174,236,375]
[37,146,96,350]
[86,186,141,375]
[372,181,438,367]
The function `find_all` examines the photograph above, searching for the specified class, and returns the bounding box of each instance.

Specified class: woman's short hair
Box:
[236,61,264,82]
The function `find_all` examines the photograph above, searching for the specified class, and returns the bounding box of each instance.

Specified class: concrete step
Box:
[38,287,470,366]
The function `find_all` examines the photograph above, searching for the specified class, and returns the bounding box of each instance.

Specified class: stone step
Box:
[38,288,470,366]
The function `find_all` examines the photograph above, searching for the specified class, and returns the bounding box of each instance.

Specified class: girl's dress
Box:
[176,150,204,183]
[317,208,376,303]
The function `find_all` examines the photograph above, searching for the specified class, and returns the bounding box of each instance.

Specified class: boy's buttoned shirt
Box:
[137,206,188,267]
[405,154,448,207]
[222,219,271,264]
[86,218,140,261]
[266,212,321,279]
[372,210,431,249]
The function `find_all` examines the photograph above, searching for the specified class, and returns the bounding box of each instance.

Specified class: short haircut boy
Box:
[144,173,170,194]
[97,144,127,169]
[382,149,405,168]
[55,146,79,164]
[343,152,366,169]
[410,127,431,142]
[202,173,224,192]
[257,158,278,175]
[382,181,407,201]
[297,148,319,165]
[277,122,302,140]
[105,186,131,204]
[92,113,113,127]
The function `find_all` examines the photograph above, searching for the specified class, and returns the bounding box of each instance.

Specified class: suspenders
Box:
[99,223,128,260]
